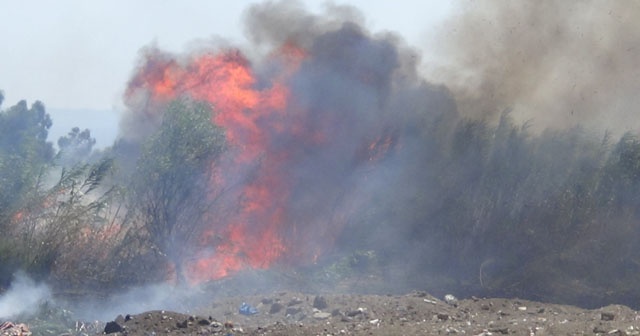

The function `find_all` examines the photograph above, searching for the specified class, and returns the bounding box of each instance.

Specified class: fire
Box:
[126,37,396,284]
[127,45,306,283]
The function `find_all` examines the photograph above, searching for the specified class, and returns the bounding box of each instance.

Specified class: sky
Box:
[0,1,453,147]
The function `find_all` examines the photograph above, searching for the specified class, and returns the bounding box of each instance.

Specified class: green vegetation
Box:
[128,98,226,284]
[1,88,640,308]
[358,111,640,307]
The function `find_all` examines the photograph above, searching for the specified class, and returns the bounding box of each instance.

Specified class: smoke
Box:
[117,0,457,284]
[426,1,640,133]
[71,282,202,321]
[0,272,51,319]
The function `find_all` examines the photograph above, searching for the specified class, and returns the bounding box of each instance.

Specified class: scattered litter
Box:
[313,312,331,320]
[444,294,458,306]
[239,302,258,315]
[0,322,31,336]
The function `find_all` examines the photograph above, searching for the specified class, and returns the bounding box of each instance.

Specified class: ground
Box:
[8,266,640,335]
[78,291,640,336]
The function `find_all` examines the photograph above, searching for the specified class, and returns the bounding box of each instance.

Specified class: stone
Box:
[104,321,123,334]
[601,312,615,321]
[270,303,284,314]
[313,295,328,310]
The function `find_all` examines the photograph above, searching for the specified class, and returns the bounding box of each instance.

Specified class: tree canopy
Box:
[0,98,54,225]
[131,98,226,283]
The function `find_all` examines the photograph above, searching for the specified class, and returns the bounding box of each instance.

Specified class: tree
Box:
[0,98,54,227]
[57,127,97,166]
[130,98,225,283]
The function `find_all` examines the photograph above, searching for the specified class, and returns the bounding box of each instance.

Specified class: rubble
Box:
[0,322,30,336]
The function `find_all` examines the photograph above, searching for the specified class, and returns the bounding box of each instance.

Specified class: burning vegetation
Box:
[2,1,640,324]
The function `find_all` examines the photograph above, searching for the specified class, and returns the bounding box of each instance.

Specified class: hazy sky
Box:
[0,1,452,145]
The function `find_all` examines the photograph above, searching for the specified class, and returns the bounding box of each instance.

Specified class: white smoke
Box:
[0,272,51,319]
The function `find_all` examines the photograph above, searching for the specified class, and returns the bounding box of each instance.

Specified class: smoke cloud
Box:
[426,1,640,133]
[0,272,51,319]
[118,0,457,284]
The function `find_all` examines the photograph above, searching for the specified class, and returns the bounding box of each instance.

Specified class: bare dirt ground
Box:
[92,291,640,336]
[8,266,640,335]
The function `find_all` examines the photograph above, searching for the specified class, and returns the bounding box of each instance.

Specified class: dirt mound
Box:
[97,291,640,335]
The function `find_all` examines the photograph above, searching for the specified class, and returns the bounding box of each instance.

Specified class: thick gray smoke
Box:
[118,0,458,280]
[426,1,640,133]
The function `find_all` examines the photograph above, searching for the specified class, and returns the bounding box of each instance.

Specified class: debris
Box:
[444,294,458,306]
[346,309,364,317]
[239,302,258,315]
[0,322,30,336]
[313,312,331,320]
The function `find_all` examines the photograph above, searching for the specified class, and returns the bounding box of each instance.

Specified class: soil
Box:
[93,291,640,336]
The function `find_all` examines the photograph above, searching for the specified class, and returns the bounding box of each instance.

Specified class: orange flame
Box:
[127,45,306,283]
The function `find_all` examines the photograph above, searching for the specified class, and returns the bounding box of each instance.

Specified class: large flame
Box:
[127,44,319,283]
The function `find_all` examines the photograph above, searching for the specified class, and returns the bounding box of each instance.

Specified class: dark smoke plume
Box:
[118,0,457,285]
[427,1,640,133]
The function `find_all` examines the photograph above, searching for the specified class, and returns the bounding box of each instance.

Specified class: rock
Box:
[104,321,123,334]
[594,325,608,333]
[437,313,450,321]
[313,295,328,310]
[176,320,188,329]
[601,312,615,321]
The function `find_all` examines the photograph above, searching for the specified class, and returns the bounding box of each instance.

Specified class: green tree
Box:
[130,98,225,284]
[0,97,54,227]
